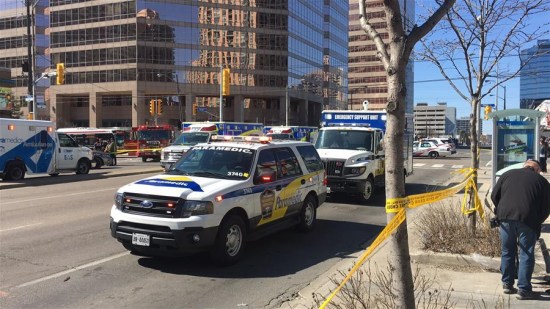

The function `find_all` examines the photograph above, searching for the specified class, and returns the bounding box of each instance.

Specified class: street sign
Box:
[480,103,495,107]
[198,107,207,112]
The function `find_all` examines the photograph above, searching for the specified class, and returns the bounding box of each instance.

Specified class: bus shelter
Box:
[489,108,546,186]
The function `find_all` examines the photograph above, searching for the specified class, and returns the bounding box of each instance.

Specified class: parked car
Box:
[424,138,456,154]
[413,140,452,158]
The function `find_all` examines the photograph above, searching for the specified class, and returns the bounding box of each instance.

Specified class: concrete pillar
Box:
[89,92,101,127]
[300,100,309,126]
[279,96,286,125]
[132,89,146,126]
[50,93,58,126]
[234,95,244,122]
[185,94,195,122]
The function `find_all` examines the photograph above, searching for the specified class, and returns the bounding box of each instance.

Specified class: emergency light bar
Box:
[211,135,272,143]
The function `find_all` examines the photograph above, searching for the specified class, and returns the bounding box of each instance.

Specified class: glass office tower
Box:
[520,40,550,109]
[47,0,348,127]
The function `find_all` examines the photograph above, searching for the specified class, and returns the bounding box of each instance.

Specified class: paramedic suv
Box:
[110,136,327,265]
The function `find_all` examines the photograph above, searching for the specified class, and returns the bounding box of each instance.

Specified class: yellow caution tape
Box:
[321,167,485,309]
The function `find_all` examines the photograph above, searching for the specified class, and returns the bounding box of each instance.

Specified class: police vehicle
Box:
[110,136,327,265]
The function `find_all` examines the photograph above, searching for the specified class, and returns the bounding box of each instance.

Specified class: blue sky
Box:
[412,2,549,134]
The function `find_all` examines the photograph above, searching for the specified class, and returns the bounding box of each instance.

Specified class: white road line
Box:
[451,165,464,169]
[0,223,42,233]
[16,252,130,288]
[431,164,444,168]
[413,163,426,167]
[2,188,116,205]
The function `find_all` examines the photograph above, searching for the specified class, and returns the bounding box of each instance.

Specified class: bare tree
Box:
[418,0,549,231]
[358,0,455,307]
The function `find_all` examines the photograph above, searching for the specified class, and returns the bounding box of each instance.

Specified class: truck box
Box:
[0,119,93,180]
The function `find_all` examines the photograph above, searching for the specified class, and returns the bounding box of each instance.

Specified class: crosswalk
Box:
[413,163,465,169]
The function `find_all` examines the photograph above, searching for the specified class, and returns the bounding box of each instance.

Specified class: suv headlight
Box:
[114,192,124,209]
[181,200,214,218]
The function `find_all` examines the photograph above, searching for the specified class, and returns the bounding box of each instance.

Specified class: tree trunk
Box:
[468,98,480,233]
[385,69,415,308]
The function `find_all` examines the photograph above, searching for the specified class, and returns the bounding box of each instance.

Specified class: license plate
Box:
[132,233,150,246]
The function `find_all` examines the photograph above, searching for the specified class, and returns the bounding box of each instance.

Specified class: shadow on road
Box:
[136,219,384,278]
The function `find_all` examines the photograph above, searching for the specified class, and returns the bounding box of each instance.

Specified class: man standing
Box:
[105,138,118,166]
[491,159,550,300]
[540,137,548,173]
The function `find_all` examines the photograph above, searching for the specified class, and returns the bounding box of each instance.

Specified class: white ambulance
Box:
[111,136,327,265]
[0,119,93,180]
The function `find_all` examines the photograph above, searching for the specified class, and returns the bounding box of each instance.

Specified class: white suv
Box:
[110,136,327,265]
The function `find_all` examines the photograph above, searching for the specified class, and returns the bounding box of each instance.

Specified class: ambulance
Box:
[0,119,93,180]
[160,122,263,170]
[111,136,327,265]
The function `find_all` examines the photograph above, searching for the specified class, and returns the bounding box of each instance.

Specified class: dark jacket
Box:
[491,167,550,237]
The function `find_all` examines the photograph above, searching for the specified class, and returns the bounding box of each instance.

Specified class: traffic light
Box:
[484,105,493,120]
[56,63,65,85]
[157,99,163,115]
[149,99,156,116]
[222,68,230,96]
[192,103,198,116]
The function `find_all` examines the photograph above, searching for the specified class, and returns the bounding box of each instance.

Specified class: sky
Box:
[411,1,549,134]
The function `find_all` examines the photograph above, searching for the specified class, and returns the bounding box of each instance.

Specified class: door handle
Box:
[275,185,282,191]
[301,179,306,185]
[58,148,61,153]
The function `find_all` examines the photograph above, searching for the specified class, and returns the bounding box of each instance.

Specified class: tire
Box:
[76,159,91,174]
[142,157,147,162]
[93,157,103,169]
[4,163,25,181]
[297,195,317,232]
[361,177,374,202]
[49,173,59,177]
[429,151,439,159]
[210,215,246,266]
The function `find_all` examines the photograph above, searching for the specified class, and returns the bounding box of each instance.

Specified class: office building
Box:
[41,0,348,127]
[348,0,414,113]
[520,39,550,109]
[413,102,456,138]
[0,0,50,119]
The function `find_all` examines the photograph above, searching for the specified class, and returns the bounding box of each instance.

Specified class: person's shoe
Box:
[503,284,516,294]
[516,290,539,300]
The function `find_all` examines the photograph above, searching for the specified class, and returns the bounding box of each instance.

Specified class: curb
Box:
[0,168,161,190]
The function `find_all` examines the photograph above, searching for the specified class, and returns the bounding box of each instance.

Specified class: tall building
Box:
[40,0,348,127]
[520,39,550,109]
[413,102,456,138]
[0,0,50,119]
[348,0,414,113]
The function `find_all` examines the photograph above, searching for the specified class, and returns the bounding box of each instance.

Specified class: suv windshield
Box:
[173,132,210,146]
[168,145,255,180]
[315,130,374,151]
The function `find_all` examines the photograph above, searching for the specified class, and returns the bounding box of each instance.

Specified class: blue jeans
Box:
[499,220,537,292]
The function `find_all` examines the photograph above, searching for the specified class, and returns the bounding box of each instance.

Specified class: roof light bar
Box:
[211,135,272,143]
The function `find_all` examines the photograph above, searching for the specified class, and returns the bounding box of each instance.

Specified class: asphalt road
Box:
[0,149,485,308]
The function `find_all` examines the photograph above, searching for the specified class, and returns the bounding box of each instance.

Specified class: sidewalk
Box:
[283,166,550,308]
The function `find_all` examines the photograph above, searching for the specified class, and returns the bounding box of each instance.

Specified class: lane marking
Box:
[16,252,130,288]
[451,165,464,169]
[0,223,42,233]
[431,164,444,168]
[413,163,426,167]
[2,188,116,205]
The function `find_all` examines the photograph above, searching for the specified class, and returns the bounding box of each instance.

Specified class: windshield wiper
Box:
[190,171,230,179]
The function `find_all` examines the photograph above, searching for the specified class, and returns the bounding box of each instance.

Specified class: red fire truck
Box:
[125,125,174,162]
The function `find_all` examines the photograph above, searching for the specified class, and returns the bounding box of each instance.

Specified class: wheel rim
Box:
[225,224,242,257]
[304,201,315,226]
[364,181,372,200]
[11,167,23,179]
[78,162,87,173]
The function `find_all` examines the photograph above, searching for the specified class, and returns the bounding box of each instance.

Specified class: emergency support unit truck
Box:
[314,110,413,202]
[263,126,318,141]
[111,135,327,265]
[160,122,263,170]
[0,119,93,180]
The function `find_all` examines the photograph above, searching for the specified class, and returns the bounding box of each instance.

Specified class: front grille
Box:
[324,160,345,177]
[121,193,183,218]
[147,141,161,148]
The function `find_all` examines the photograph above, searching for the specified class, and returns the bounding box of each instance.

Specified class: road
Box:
[0,149,486,308]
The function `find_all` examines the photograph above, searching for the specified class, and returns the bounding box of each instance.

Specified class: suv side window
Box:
[273,147,302,178]
[255,149,278,179]
[296,145,324,172]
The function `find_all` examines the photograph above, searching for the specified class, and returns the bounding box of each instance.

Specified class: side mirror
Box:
[254,169,276,185]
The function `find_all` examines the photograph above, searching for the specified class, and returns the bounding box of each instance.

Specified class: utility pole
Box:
[25,0,33,118]
[502,85,507,110]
